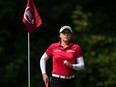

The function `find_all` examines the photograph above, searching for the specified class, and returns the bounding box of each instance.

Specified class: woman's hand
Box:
[64,60,73,69]
[42,73,49,84]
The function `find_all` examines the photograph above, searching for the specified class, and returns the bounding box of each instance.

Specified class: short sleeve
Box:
[76,46,83,58]
[45,44,53,57]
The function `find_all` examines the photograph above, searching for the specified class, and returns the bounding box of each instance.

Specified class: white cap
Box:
[59,26,72,33]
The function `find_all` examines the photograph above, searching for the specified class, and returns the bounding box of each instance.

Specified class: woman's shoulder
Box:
[49,42,59,47]
[71,42,81,48]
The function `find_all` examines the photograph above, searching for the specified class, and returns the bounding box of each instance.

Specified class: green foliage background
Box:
[0,0,116,87]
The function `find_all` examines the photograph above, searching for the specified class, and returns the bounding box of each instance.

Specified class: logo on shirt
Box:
[66,50,75,52]
[54,49,61,52]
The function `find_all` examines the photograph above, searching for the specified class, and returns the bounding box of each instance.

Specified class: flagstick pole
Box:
[28,32,30,87]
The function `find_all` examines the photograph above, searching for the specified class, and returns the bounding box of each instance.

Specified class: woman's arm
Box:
[73,56,84,70]
[40,52,50,84]
[40,52,49,74]
[64,56,85,70]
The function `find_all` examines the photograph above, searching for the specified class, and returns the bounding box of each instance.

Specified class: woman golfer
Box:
[40,25,85,87]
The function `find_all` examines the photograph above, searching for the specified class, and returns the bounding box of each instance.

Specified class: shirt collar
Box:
[57,41,73,47]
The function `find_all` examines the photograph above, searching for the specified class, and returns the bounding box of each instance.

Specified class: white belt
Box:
[52,74,75,79]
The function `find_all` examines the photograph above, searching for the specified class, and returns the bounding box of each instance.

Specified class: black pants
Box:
[50,77,76,87]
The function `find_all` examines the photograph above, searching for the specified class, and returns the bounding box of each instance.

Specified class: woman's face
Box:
[59,29,72,42]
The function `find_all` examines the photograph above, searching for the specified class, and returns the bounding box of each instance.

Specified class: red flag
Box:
[22,0,42,33]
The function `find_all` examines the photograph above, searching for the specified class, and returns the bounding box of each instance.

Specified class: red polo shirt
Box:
[46,42,83,76]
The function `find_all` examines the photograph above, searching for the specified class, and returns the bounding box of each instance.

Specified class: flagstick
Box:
[28,32,30,87]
